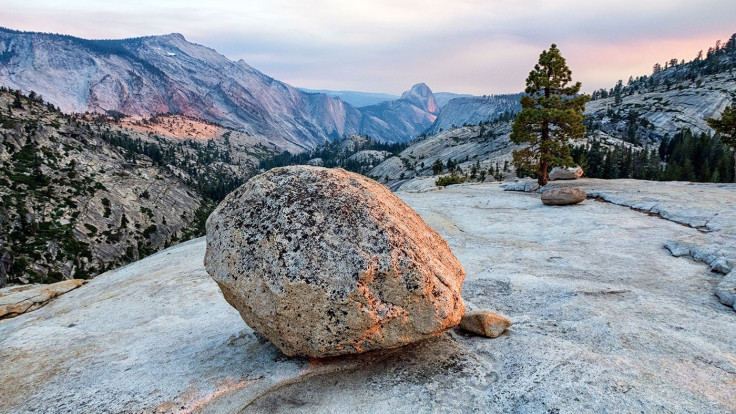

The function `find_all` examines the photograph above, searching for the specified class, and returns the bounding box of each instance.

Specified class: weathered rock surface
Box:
[541,187,587,205]
[502,179,539,192]
[204,166,466,357]
[347,149,392,166]
[549,166,584,180]
[585,72,734,142]
[715,271,736,309]
[459,310,512,338]
[0,279,85,319]
[556,179,736,278]
[2,180,735,413]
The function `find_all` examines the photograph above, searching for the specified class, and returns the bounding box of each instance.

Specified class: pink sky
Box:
[1,0,734,95]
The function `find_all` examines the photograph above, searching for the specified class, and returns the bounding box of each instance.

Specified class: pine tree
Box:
[511,44,590,185]
[708,102,736,179]
[431,159,444,175]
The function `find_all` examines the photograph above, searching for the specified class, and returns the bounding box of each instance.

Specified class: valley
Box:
[1,27,735,288]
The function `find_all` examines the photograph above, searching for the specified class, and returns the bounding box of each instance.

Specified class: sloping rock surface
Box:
[0,279,85,319]
[204,166,466,357]
[1,180,735,413]
[553,179,736,276]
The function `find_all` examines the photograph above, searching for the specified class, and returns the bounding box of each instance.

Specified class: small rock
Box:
[549,166,584,181]
[205,166,466,357]
[541,187,587,206]
[715,271,736,310]
[459,310,512,338]
[306,157,324,166]
[503,179,539,192]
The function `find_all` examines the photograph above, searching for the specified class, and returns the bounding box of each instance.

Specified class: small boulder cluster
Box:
[504,165,588,206]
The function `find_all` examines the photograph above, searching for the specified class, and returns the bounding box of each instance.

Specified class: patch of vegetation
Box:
[435,174,467,187]
[180,199,218,240]
[571,130,734,182]
[101,197,111,218]
[84,223,98,236]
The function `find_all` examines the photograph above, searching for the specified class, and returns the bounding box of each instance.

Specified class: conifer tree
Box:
[511,44,590,185]
[708,102,736,178]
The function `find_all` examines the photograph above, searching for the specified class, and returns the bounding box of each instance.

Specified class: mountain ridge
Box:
[0,28,446,147]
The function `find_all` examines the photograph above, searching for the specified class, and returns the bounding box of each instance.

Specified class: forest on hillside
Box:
[590,34,736,101]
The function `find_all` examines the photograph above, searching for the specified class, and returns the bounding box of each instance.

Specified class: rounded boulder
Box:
[541,187,587,206]
[549,166,584,181]
[204,166,466,357]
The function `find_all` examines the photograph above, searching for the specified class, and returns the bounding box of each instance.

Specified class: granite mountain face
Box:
[0,28,443,147]
[0,28,362,152]
[427,94,522,134]
[359,83,441,143]
[0,90,204,285]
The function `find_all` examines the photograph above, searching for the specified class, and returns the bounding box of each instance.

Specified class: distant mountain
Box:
[359,83,440,143]
[297,89,475,110]
[0,28,453,148]
[298,88,399,108]
[427,94,522,135]
[433,92,476,108]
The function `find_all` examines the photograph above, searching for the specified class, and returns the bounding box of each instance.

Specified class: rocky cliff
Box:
[427,94,522,135]
[586,72,735,143]
[369,121,520,189]
[586,35,736,144]
[0,89,210,285]
[0,89,281,286]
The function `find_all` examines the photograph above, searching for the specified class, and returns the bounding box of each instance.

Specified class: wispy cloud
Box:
[2,0,735,94]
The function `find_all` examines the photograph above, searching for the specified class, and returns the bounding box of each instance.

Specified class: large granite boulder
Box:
[541,187,587,206]
[549,166,584,181]
[204,166,466,357]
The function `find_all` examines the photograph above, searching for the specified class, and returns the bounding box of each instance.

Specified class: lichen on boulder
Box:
[204,166,466,357]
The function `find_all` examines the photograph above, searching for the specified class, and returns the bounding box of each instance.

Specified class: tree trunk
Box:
[538,122,550,186]
[538,161,549,186]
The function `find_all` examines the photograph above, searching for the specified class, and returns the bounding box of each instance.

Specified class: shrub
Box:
[435,173,467,187]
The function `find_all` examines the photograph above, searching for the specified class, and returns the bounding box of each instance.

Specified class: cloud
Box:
[2,0,735,94]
